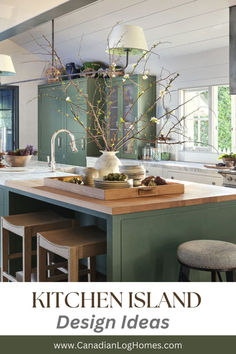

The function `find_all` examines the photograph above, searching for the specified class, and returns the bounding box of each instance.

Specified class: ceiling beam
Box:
[0,0,98,42]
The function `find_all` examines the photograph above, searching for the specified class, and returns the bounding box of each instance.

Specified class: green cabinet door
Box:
[107,75,156,160]
[38,78,102,167]
[38,84,64,163]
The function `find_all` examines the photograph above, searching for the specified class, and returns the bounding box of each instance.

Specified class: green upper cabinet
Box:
[38,78,102,166]
[38,83,64,163]
[107,75,156,159]
[38,75,156,166]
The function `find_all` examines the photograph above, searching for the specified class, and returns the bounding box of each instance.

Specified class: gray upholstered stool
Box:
[177,240,236,282]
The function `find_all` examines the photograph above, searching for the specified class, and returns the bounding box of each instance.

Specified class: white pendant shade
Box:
[107,24,148,56]
[0,54,16,76]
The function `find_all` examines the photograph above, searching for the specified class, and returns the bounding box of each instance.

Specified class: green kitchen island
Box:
[2,178,236,282]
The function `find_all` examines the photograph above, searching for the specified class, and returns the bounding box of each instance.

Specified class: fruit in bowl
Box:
[103,173,128,181]
[4,145,37,167]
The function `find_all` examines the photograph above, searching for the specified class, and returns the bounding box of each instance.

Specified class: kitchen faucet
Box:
[51,129,78,172]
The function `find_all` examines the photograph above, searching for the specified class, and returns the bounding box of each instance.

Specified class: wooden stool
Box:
[37,226,106,282]
[1,211,72,282]
[177,240,236,282]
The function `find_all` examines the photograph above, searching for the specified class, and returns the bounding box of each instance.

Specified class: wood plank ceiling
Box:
[9,0,236,64]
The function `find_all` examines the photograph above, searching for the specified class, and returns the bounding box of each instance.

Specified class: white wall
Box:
[0,39,46,149]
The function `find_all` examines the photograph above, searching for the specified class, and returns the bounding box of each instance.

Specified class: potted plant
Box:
[4,145,37,167]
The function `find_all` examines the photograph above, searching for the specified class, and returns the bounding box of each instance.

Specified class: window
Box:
[0,86,19,151]
[181,85,235,153]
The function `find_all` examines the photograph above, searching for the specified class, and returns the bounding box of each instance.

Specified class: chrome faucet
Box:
[51,129,78,172]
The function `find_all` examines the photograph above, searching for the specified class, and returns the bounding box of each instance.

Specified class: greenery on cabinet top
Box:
[38,75,156,160]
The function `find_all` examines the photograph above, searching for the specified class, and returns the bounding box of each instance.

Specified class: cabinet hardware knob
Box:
[212,182,216,185]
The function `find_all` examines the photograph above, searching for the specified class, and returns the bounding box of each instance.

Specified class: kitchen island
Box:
[1,165,236,281]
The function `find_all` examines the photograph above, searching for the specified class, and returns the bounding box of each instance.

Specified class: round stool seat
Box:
[177,240,236,271]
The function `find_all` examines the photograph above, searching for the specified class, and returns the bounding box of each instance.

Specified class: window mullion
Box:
[231,96,236,151]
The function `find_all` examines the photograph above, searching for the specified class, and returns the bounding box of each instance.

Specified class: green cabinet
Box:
[0,187,9,264]
[108,75,156,159]
[38,78,101,166]
[38,75,156,165]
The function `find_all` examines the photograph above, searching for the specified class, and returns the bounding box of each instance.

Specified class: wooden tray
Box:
[44,176,184,201]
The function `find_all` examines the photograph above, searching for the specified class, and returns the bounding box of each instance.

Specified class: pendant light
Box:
[0,54,16,76]
[107,24,148,69]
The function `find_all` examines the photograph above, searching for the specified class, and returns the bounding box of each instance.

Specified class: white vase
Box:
[95,151,122,177]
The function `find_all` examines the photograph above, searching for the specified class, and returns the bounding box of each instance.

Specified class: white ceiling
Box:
[0,0,68,32]
[9,0,236,64]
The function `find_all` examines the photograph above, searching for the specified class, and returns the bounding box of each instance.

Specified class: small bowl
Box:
[4,155,32,167]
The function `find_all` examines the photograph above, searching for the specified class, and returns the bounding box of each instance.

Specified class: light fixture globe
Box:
[107,24,148,56]
[0,54,16,76]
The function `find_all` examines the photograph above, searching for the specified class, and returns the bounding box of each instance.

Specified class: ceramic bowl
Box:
[4,155,32,167]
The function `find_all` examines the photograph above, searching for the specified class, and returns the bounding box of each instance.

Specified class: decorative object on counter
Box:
[161,152,170,161]
[218,152,236,167]
[141,176,167,186]
[142,143,153,160]
[4,145,37,167]
[152,147,161,161]
[103,173,128,181]
[119,165,145,186]
[95,151,121,177]
[82,167,99,186]
[43,175,183,200]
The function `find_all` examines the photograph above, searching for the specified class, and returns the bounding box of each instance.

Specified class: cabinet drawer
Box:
[145,166,164,177]
[167,170,223,186]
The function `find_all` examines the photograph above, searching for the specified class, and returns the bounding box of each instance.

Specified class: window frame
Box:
[180,84,235,154]
[0,85,19,150]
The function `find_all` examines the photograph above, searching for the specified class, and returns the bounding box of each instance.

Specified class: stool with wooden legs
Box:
[37,226,106,282]
[1,211,72,282]
[177,240,236,282]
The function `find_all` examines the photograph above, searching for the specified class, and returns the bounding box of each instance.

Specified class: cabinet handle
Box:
[171,176,174,179]
[81,137,85,150]
[57,137,62,148]
[212,182,216,185]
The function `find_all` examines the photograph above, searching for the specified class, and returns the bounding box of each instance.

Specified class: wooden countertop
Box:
[5,179,236,215]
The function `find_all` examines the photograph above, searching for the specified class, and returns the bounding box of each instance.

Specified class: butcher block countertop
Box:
[5,179,236,215]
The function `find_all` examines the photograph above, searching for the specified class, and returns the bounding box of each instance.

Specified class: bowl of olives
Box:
[94,173,133,189]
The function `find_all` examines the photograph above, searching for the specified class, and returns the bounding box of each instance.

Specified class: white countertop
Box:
[87,156,221,175]
[0,159,82,186]
[0,157,223,188]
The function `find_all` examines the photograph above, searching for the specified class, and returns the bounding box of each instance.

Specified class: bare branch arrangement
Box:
[40,25,202,153]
